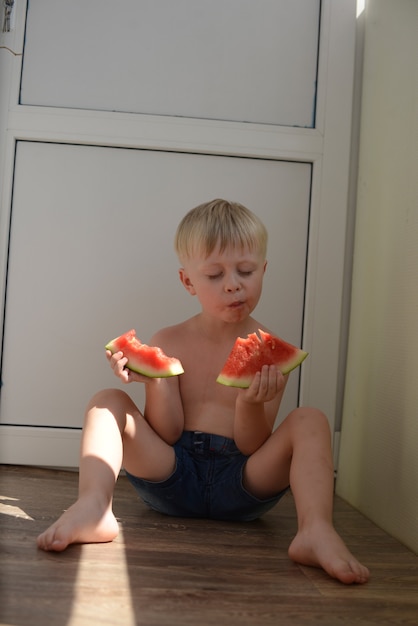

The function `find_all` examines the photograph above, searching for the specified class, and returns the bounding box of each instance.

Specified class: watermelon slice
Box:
[105,329,184,378]
[216,329,308,388]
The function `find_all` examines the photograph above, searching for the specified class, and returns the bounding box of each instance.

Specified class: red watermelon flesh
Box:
[105,329,184,378]
[216,329,308,388]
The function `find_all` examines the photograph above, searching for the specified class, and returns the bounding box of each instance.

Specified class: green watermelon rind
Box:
[105,331,184,378]
[216,330,308,388]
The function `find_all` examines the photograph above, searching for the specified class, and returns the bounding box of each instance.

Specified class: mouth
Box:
[228,300,245,309]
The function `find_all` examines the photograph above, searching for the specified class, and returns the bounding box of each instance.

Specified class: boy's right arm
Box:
[144,375,184,444]
[106,349,184,444]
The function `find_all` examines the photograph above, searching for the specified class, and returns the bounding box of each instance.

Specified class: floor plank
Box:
[1,465,417,625]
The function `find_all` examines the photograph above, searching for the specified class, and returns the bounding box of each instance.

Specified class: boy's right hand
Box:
[105,350,153,384]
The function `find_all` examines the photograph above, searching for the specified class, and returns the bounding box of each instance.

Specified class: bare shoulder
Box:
[245,318,275,336]
[150,318,195,351]
[256,323,291,340]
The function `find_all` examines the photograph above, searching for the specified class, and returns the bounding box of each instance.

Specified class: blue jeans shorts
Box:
[125,430,288,522]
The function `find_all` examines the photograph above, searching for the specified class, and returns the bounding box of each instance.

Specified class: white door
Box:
[0,1,356,466]
[1,141,310,423]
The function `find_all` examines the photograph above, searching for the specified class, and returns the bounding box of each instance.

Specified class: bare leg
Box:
[37,388,175,552]
[244,408,370,584]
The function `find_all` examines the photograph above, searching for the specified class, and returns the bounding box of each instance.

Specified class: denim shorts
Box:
[125,430,288,522]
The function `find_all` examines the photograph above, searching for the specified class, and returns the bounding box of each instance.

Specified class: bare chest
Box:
[177,340,238,429]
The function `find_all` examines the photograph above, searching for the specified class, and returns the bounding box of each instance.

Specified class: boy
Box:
[37,199,369,585]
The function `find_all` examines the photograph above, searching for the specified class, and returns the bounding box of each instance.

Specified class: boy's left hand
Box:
[240,365,285,404]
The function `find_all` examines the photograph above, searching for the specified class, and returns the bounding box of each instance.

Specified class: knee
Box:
[86,388,133,412]
[287,406,331,437]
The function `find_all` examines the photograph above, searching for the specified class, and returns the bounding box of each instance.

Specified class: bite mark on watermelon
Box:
[105,329,184,378]
[216,329,308,388]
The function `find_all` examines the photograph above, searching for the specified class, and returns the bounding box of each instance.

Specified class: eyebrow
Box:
[201,260,259,270]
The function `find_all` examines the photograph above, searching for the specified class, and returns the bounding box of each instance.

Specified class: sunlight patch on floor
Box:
[67,526,136,625]
[0,496,34,520]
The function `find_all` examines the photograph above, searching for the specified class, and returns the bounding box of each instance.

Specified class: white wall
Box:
[336,0,418,553]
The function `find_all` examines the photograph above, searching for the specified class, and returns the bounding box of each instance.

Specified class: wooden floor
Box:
[1,465,417,626]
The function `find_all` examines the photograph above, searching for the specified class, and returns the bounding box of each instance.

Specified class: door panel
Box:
[20,0,320,127]
[0,141,310,430]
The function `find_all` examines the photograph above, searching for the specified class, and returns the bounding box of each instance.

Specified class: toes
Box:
[37,527,68,552]
[36,531,50,551]
[48,538,69,552]
[335,560,370,585]
[348,560,370,584]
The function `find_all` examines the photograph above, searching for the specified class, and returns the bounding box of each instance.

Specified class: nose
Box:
[225,277,241,293]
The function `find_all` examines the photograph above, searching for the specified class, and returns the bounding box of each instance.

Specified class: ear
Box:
[263,260,268,274]
[178,268,196,295]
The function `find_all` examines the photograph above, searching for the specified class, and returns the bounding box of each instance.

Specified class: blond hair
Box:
[175,199,267,262]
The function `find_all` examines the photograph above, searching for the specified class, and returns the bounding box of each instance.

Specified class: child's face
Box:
[179,243,267,324]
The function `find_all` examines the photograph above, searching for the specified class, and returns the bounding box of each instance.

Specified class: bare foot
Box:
[37,494,119,552]
[288,522,370,584]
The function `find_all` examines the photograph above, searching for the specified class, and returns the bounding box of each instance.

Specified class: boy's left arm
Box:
[233,366,288,455]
